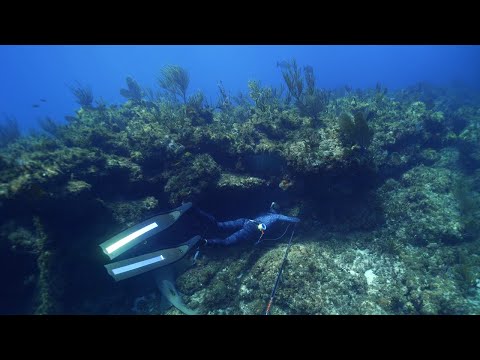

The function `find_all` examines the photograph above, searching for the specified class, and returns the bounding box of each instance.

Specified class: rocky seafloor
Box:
[1,69,480,314]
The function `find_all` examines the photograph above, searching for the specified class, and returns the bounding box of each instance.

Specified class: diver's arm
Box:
[273,214,300,223]
[258,213,300,227]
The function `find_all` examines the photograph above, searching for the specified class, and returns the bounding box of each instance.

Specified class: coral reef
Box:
[163,153,221,205]
[1,64,479,314]
[68,81,94,108]
[158,65,190,104]
[378,165,464,245]
[141,231,479,315]
[120,76,144,103]
[217,173,266,191]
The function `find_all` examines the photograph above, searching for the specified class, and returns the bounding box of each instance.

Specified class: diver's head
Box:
[258,223,266,231]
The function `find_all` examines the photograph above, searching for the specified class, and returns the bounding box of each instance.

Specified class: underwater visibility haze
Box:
[1,45,480,315]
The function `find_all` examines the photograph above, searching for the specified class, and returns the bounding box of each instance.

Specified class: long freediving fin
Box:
[104,235,202,281]
[99,202,192,260]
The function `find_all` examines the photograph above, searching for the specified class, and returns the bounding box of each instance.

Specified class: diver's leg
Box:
[190,206,248,232]
[193,205,248,232]
[207,220,259,246]
[207,227,252,246]
[217,218,248,232]
[190,206,219,230]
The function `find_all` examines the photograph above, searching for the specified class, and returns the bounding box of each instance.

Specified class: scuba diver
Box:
[100,202,300,282]
[195,204,300,246]
[99,202,299,314]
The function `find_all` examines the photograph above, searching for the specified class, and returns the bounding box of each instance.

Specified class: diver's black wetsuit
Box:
[100,203,300,284]
[192,207,300,246]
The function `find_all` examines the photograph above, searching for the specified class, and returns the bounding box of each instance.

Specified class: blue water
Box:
[1,45,479,133]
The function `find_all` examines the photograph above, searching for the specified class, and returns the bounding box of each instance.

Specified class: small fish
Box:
[40,98,47,102]
[32,104,40,108]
